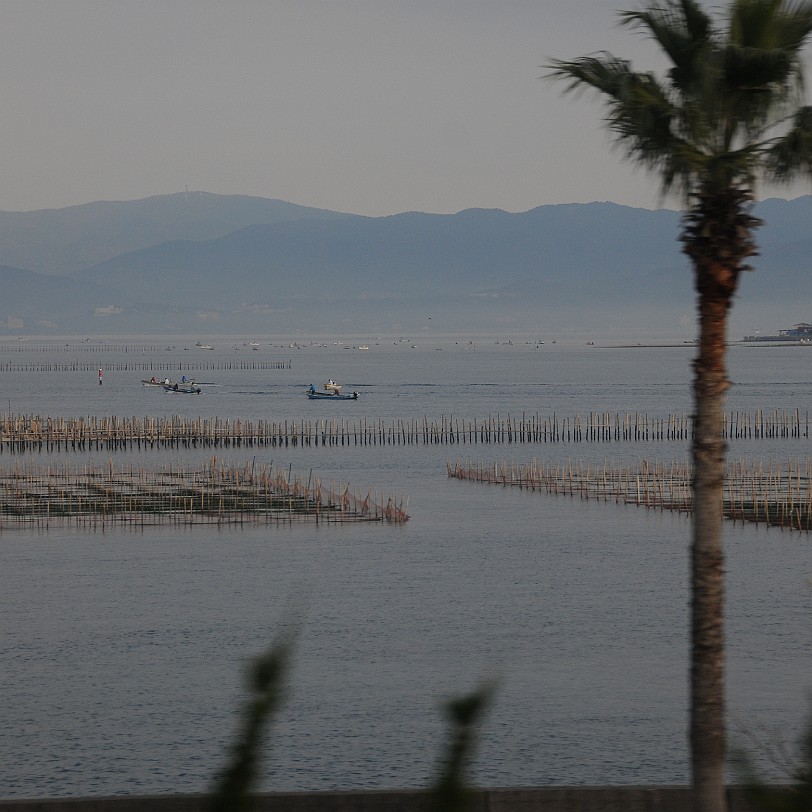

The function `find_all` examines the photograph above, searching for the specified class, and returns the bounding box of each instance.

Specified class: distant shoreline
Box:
[602,341,811,348]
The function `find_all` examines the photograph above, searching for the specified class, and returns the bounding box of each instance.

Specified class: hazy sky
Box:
[2,1,810,216]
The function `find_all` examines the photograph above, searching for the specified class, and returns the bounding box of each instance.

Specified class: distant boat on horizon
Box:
[742,322,812,342]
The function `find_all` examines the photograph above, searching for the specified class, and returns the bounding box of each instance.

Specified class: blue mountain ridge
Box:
[0,194,809,335]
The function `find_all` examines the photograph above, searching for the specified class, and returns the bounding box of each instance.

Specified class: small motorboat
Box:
[307,385,358,400]
[164,381,202,394]
[141,378,164,387]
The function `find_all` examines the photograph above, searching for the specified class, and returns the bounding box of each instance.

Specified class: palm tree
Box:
[547,2,812,811]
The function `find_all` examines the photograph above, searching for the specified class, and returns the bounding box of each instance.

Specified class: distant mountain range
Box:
[0,190,810,336]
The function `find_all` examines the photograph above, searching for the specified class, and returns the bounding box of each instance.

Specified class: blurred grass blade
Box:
[209,634,294,812]
[428,680,495,812]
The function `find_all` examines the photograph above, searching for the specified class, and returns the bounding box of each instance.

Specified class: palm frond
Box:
[610,72,687,160]
[730,0,812,51]
[730,0,785,48]
[547,0,812,199]
[548,53,704,192]
[620,0,713,92]
[776,1,812,51]
[766,105,812,178]
[546,53,636,99]
[723,45,796,90]
[547,54,676,144]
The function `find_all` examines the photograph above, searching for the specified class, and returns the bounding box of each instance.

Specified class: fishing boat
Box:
[324,379,342,393]
[307,385,358,400]
[141,378,164,387]
[164,381,202,394]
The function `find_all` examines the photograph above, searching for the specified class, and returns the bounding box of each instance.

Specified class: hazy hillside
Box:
[0,193,809,336]
[76,203,683,297]
[0,191,351,275]
[65,202,688,334]
[0,265,102,331]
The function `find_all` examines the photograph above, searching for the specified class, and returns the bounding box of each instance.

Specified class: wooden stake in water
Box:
[447,456,812,532]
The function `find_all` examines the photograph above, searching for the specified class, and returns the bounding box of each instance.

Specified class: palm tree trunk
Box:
[690,283,729,812]
[684,187,758,812]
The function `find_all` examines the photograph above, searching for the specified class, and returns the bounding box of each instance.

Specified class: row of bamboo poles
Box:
[447,457,812,532]
[0,343,216,353]
[0,409,807,454]
[0,458,408,529]
[0,360,291,371]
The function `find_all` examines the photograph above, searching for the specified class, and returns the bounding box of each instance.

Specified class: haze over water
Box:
[1,332,810,798]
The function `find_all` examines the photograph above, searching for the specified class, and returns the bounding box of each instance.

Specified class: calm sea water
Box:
[1,333,811,798]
